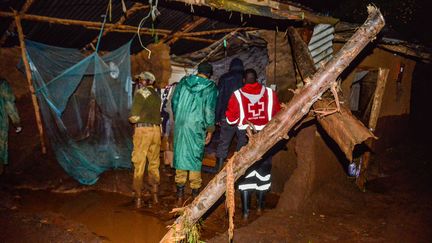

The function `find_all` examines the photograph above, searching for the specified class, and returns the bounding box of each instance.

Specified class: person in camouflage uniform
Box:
[129,71,161,208]
[0,77,22,175]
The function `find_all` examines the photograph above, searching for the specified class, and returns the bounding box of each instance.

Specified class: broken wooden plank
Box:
[356,68,389,190]
[287,26,376,161]
[160,6,385,242]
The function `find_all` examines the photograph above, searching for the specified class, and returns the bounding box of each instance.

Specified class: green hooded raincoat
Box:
[172,74,217,171]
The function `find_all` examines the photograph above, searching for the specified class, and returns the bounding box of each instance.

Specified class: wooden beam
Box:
[14,12,47,154]
[85,26,169,36]
[0,0,35,46]
[160,6,384,242]
[334,33,432,62]
[356,68,389,191]
[172,0,339,24]
[287,26,376,162]
[162,17,207,45]
[85,3,148,49]
[179,36,216,43]
[0,11,171,35]
[378,44,431,62]
[180,27,258,37]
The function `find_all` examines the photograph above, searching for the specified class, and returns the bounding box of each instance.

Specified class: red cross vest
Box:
[225,82,280,131]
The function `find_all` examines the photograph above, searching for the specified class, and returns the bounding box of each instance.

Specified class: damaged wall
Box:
[260,30,297,103]
[0,48,29,99]
[336,45,415,151]
[210,46,268,84]
[131,43,172,88]
[276,124,354,212]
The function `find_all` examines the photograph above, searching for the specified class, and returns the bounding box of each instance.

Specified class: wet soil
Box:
[210,141,432,242]
[1,99,431,242]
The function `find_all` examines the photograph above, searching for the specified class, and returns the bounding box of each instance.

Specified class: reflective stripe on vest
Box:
[234,87,274,131]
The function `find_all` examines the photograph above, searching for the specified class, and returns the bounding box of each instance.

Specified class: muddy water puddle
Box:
[17,190,168,243]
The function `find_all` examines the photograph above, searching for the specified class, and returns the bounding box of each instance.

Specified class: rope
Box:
[136,0,160,59]
[95,4,109,52]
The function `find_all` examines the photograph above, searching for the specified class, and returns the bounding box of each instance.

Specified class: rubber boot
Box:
[163,164,174,177]
[191,188,200,199]
[215,157,225,172]
[240,190,250,221]
[135,196,144,209]
[148,184,159,208]
[176,185,185,207]
[202,157,225,174]
[256,190,266,215]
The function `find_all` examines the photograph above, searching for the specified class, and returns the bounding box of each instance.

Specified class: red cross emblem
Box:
[248,101,265,117]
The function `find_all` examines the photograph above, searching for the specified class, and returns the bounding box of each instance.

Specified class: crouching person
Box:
[129,71,161,208]
[225,69,280,219]
[171,62,217,206]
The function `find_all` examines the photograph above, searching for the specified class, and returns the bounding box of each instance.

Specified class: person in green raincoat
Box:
[0,77,22,175]
[172,62,217,203]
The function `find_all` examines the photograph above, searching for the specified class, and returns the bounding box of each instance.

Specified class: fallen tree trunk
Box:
[160,6,384,242]
[287,26,376,161]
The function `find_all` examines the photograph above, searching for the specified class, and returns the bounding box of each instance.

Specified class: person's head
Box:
[197,62,213,78]
[135,71,156,86]
[229,58,244,72]
[243,68,258,84]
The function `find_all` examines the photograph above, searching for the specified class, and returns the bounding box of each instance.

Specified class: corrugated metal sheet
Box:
[308,24,334,68]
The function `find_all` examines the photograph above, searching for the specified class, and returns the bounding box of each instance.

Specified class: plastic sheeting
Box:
[26,40,133,184]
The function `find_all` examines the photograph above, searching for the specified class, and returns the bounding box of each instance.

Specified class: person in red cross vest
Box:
[225,68,281,220]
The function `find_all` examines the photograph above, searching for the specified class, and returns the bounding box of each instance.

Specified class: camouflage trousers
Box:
[131,126,161,196]
[175,170,202,189]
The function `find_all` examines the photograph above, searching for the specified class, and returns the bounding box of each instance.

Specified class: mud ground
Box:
[1,96,431,242]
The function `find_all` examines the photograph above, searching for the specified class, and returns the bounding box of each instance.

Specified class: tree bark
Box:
[287,26,376,161]
[160,6,384,242]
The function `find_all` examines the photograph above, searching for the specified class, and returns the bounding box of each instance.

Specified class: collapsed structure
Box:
[0,0,430,242]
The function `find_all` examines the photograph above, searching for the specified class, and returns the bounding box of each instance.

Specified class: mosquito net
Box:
[25,40,134,185]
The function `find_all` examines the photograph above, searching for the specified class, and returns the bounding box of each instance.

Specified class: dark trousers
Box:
[237,129,272,192]
[215,119,244,159]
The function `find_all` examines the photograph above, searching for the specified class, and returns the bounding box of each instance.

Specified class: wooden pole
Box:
[172,0,339,24]
[356,68,389,190]
[0,0,34,46]
[162,17,207,45]
[179,27,258,37]
[160,6,384,242]
[85,26,168,36]
[0,11,242,45]
[14,12,47,154]
[179,36,216,43]
[85,3,148,49]
[287,26,376,161]
[0,11,171,35]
